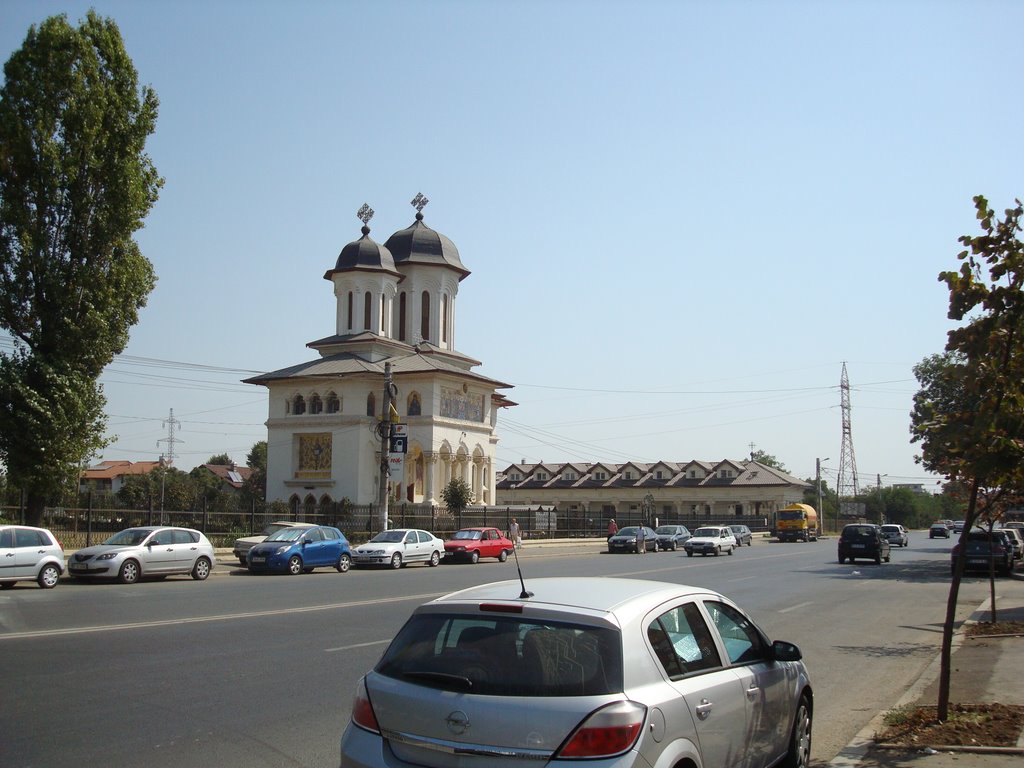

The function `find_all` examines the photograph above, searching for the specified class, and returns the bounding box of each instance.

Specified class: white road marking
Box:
[325,639,391,652]
[779,601,813,614]
[0,591,445,641]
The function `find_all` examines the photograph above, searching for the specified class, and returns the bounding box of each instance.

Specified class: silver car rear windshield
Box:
[376,614,623,697]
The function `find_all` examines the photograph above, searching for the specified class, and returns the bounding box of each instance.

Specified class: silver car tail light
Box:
[555,700,646,758]
[350,678,380,734]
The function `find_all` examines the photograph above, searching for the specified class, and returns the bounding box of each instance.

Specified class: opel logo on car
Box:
[445,710,470,735]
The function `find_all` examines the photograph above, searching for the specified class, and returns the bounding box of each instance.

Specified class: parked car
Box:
[246,524,351,575]
[607,526,659,553]
[837,524,891,565]
[951,529,1013,576]
[69,526,215,584]
[729,524,754,546]
[953,520,966,533]
[942,519,955,529]
[653,524,691,551]
[340,576,813,768]
[443,527,514,563]
[352,528,444,568]
[683,526,737,557]
[929,522,951,539]
[1000,527,1024,561]
[0,525,65,589]
[880,524,909,548]
[232,520,307,565]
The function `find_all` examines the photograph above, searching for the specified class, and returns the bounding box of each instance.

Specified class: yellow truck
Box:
[776,503,819,542]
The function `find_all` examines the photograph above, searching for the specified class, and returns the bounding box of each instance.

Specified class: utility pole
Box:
[376,363,397,532]
[816,457,829,533]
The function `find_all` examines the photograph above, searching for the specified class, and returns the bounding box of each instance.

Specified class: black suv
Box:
[838,524,891,565]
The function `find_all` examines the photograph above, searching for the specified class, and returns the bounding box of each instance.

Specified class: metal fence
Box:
[1,501,775,550]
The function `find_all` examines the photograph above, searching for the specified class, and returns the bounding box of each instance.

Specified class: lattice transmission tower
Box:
[835,362,860,514]
[157,408,183,466]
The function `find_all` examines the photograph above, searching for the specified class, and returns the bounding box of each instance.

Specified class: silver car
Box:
[351,528,445,569]
[0,525,65,589]
[340,577,813,768]
[68,526,215,584]
[233,520,306,565]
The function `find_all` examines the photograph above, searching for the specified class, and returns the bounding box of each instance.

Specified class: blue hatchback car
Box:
[246,524,351,575]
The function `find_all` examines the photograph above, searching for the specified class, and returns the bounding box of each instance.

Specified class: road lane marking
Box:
[325,639,391,652]
[779,601,813,614]
[0,591,446,642]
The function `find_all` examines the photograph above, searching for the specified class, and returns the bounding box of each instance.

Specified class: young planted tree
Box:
[910,195,1024,720]
[0,12,161,524]
[440,478,473,528]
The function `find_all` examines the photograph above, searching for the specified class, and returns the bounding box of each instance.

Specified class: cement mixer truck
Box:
[775,503,819,542]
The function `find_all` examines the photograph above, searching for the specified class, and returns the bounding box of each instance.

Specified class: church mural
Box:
[296,432,332,479]
[440,386,485,422]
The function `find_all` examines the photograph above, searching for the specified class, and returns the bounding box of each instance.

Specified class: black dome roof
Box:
[324,225,401,280]
[384,212,469,279]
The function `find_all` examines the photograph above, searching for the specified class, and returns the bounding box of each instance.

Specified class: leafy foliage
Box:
[0,12,161,524]
[750,449,788,472]
[440,478,473,522]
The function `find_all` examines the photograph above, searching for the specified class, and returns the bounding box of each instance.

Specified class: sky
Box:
[2,0,1022,494]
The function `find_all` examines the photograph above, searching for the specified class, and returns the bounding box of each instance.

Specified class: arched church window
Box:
[421,291,430,341]
[310,394,323,414]
[289,495,300,517]
[398,292,407,341]
[441,294,449,344]
[366,392,376,417]
[293,395,306,415]
[347,292,354,331]
[364,291,371,330]
[326,392,340,414]
[408,392,422,416]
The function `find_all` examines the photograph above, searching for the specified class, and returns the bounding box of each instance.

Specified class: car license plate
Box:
[969,558,986,565]
[70,562,85,570]
[250,556,266,563]
[852,544,865,549]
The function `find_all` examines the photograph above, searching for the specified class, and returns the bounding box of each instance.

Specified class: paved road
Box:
[0,531,1000,767]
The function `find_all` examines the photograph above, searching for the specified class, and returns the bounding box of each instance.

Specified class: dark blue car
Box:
[246,524,351,575]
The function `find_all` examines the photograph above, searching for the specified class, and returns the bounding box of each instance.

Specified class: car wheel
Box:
[287,555,303,575]
[336,553,351,573]
[37,564,61,589]
[470,550,480,564]
[838,556,845,564]
[686,551,693,557]
[191,557,212,581]
[390,552,402,570]
[781,694,813,768]
[652,541,659,553]
[728,546,734,555]
[747,539,753,546]
[238,556,248,566]
[118,560,140,584]
[428,551,440,567]
[498,549,508,562]
[714,547,720,557]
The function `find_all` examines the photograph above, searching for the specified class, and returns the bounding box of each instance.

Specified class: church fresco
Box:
[296,432,332,479]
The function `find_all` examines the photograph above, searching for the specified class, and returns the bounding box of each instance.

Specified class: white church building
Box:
[245,196,514,511]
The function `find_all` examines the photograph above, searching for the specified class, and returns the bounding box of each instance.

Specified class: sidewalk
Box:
[831,576,1024,768]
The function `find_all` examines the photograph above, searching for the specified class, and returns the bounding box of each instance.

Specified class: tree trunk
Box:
[25,491,46,527]
[938,480,980,721]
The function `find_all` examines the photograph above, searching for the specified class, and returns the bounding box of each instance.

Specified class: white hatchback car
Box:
[68,526,215,584]
[340,577,813,768]
[351,528,445,569]
[0,525,65,589]
[683,525,738,557]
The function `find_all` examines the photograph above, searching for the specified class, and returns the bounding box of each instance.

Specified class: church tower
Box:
[245,195,513,516]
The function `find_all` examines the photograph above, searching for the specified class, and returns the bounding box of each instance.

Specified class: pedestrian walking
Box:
[509,518,522,549]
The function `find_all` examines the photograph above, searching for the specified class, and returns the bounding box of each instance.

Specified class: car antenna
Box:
[511,544,533,599]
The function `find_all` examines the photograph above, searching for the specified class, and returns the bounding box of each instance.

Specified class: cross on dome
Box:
[357,203,374,226]
[411,192,429,213]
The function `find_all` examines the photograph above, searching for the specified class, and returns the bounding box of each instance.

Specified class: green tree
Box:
[0,12,161,525]
[441,478,473,527]
[750,449,788,473]
[910,195,1024,720]
[205,453,233,466]
[242,441,267,505]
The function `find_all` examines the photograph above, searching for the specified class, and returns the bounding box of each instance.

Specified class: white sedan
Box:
[352,528,445,569]
[683,526,738,556]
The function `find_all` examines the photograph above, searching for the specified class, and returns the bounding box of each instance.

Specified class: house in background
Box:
[79,460,162,494]
[196,463,252,491]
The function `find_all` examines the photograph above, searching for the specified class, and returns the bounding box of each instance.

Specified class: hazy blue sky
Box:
[3,0,1021,493]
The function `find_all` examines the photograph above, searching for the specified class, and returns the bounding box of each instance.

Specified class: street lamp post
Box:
[816,458,829,533]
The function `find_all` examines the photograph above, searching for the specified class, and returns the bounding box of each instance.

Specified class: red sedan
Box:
[443,527,514,563]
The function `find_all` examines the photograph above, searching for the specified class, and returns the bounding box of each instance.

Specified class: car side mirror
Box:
[770,640,802,662]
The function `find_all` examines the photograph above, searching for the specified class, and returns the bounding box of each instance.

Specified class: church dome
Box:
[385,211,470,280]
[324,220,401,281]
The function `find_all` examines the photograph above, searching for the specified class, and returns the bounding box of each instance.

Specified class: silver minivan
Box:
[0,525,65,589]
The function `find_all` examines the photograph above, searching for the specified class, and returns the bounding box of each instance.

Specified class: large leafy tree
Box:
[0,12,161,524]
[910,195,1024,719]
